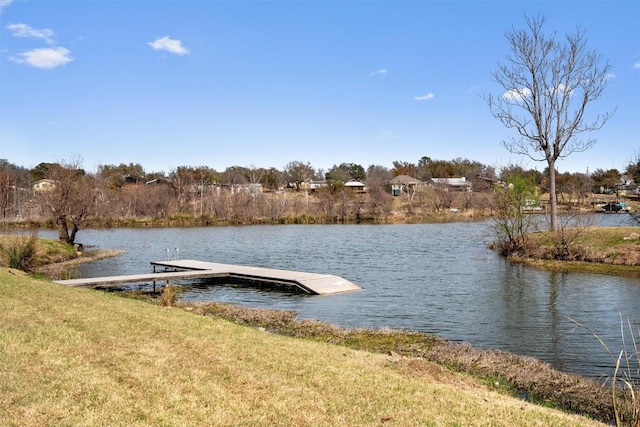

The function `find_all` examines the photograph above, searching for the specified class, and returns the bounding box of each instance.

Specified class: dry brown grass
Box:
[0,269,607,426]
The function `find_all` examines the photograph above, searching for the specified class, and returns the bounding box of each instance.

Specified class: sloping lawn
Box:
[0,269,606,426]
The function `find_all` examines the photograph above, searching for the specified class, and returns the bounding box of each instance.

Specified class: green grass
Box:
[0,269,607,427]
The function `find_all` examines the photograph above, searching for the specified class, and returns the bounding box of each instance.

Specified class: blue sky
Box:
[1,0,638,176]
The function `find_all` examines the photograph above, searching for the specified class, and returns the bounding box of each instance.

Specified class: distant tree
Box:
[391,161,417,178]
[499,165,543,185]
[555,172,591,206]
[625,149,640,185]
[326,163,366,183]
[221,166,249,186]
[96,163,146,188]
[260,167,284,191]
[591,168,621,194]
[431,182,456,212]
[425,159,457,178]
[0,166,12,219]
[170,166,218,215]
[37,159,95,245]
[283,161,315,191]
[30,162,57,182]
[486,14,614,231]
[2,161,32,219]
[365,164,392,186]
[192,166,219,216]
[365,165,393,216]
[244,165,263,185]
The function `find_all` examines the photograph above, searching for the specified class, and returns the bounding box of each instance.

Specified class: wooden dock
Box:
[53,260,362,295]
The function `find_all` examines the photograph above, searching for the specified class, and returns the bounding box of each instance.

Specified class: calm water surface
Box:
[48,215,639,380]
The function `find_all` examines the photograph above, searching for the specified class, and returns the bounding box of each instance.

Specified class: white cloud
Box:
[413,92,435,101]
[0,0,14,12]
[634,62,640,69]
[369,68,387,77]
[502,87,531,102]
[148,36,189,55]
[7,23,55,44]
[10,47,72,69]
[605,73,616,80]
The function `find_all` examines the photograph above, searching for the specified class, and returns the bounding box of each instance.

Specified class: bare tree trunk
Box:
[548,161,558,231]
[56,216,71,243]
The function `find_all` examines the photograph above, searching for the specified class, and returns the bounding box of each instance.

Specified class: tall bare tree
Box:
[487,15,613,230]
[38,159,95,245]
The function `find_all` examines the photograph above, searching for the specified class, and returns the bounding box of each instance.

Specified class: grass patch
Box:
[512,227,640,277]
[0,234,38,271]
[0,269,608,426]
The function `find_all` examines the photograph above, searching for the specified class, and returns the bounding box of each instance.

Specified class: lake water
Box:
[43,214,639,380]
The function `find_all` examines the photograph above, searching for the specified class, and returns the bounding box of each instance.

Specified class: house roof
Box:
[389,175,420,185]
[344,179,365,187]
[430,177,471,187]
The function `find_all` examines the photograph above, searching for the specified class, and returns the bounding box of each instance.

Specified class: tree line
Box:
[0,153,637,243]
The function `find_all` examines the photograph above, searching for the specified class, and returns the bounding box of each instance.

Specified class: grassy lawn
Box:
[0,269,607,426]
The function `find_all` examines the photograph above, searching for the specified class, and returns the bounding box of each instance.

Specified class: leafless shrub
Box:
[160,284,179,307]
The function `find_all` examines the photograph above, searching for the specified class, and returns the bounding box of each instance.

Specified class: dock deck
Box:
[54,260,362,295]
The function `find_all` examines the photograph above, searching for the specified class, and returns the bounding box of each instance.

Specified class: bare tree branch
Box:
[486,14,614,230]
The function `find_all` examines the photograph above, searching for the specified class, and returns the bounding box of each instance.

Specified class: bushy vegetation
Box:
[0,234,38,271]
[491,173,540,255]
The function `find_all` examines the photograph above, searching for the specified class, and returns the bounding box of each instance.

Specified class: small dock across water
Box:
[53,260,362,295]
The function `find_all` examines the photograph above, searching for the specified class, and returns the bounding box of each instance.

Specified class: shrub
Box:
[0,234,38,272]
[159,284,179,307]
[492,173,539,255]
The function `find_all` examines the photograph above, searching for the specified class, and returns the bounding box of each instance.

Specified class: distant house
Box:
[301,180,328,192]
[344,179,367,194]
[32,179,56,192]
[389,175,421,196]
[230,183,263,195]
[618,174,637,196]
[429,177,473,192]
